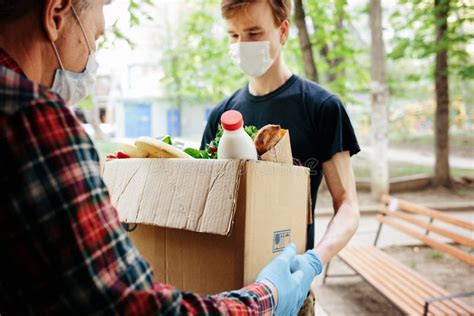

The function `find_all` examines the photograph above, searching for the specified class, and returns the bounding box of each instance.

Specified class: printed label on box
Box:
[273,230,291,253]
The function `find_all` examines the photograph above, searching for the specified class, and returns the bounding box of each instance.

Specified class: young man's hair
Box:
[221,0,292,26]
[0,0,89,22]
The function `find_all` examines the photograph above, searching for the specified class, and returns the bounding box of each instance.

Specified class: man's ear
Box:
[43,0,73,42]
[280,19,290,45]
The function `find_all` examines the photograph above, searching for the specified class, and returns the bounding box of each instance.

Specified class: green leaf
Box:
[161,135,173,145]
[78,95,94,110]
[184,148,203,159]
[200,150,211,159]
[244,125,259,140]
[458,65,474,79]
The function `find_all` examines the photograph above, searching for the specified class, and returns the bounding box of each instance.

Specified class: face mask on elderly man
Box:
[50,5,99,106]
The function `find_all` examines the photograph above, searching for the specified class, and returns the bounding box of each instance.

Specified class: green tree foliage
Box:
[389,0,473,87]
[304,0,370,99]
[160,0,244,104]
[159,0,370,104]
[99,0,154,49]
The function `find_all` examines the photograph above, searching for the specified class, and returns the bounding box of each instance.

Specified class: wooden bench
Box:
[323,195,474,315]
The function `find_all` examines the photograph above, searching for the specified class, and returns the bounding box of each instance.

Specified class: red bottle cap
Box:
[221,110,243,131]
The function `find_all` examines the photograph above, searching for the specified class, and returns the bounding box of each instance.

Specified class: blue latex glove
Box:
[290,250,324,307]
[256,244,308,316]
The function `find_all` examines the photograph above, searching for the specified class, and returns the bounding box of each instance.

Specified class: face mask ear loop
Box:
[51,42,66,70]
[71,5,93,54]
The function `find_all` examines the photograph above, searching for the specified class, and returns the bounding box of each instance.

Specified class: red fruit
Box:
[116,151,130,159]
[210,146,217,155]
[106,154,117,159]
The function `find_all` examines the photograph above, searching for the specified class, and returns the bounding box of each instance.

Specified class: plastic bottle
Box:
[217,110,258,160]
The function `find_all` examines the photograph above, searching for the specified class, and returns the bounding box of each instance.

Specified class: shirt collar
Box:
[0,48,24,74]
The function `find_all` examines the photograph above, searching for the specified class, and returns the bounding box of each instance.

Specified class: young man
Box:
[201,0,361,291]
[0,0,319,314]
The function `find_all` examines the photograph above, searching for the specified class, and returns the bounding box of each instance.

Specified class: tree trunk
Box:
[294,0,319,83]
[433,0,451,186]
[369,0,389,200]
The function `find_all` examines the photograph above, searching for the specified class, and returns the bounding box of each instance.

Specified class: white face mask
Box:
[229,41,275,78]
[51,6,99,106]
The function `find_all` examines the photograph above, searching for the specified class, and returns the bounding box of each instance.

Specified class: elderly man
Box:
[0,0,322,314]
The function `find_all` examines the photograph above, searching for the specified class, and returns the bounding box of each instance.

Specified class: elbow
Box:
[340,197,360,238]
[350,208,360,237]
[332,192,360,238]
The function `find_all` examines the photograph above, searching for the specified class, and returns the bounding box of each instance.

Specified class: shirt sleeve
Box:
[314,95,361,163]
[0,96,274,315]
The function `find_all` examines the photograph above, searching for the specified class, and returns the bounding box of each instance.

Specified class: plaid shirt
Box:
[0,48,275,315]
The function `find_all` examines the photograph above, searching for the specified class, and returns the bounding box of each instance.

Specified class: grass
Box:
[353,162,474,179]
[389,131,474,152]
[429,250,444,260]
[456,189,472,197]
[353,163,429,179]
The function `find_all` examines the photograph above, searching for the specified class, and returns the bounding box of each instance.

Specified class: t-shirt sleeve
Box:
[314,95,361,163]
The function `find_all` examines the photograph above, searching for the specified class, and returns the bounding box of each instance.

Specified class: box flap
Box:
[103,159,244,236]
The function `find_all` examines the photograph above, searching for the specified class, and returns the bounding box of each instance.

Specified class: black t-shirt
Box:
[200,75,360,249]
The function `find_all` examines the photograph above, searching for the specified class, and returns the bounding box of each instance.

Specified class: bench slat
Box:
[364,246,473,313]
[377,215,474,266]
[339,247,422,315]
[382,195,474,231]
[340,247,460,315]
[380,207,474,248]
[341,246,474,314]
[362,247,472,314]
[342,246,449,315]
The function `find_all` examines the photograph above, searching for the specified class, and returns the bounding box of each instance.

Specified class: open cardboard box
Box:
[103,158,311,294]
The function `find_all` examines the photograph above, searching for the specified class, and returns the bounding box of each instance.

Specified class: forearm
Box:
[148,281,276,315]
[313,200,359,265]
[317,151,360,265]
[213,281,276,314]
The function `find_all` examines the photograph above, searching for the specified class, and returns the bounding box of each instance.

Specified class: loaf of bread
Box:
[254,124,286,156]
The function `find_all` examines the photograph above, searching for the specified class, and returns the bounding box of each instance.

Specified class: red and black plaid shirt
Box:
[0,48,275,315]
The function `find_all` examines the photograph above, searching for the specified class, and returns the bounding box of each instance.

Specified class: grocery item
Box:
[256,125,293,165]
[217,110,258,160]
[119,144,149,158]
[192,124,257,159]
[161,135,172,145]
[135,136,192,159]
[105,151,130,160]
[254,124,285,156]
[116,151,130,159]
[105,122,289,162]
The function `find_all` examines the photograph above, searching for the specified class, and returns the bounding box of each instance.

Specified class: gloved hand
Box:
[256,244,308,316]
[290,250,324,308]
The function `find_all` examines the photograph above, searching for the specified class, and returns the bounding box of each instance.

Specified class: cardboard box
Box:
[103,158,310,294]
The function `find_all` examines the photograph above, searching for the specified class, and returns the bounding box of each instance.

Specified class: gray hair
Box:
[0,0,89,22]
